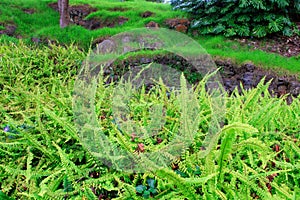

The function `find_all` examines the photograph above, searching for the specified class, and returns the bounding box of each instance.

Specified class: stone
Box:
[165,18,190,32]
[289,81,300,97]
[141,11,154,18]
[277,85,287,96]
[118,16,129,25]
[175,24,188,33]
[242,72,254,87]
[96,40,116,54]
[145,21,159,28]
[243,63,255,72]
[0,24,16,36]
[22,8,35,14]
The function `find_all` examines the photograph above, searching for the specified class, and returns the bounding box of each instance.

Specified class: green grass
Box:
[0,0,299,76]
[0,41,299,199]
[0,0,185,49]
[195,35,300,76]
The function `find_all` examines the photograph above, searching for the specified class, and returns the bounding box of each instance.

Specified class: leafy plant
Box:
[171,0,300,37]
[136,178,157,198]
[0,39,299,199]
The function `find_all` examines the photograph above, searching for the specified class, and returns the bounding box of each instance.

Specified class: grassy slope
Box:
[0,0,299,77]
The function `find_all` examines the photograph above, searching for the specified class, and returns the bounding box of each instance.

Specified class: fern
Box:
[218,129,235,182]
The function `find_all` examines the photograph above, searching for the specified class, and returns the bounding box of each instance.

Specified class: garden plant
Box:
[0,0,299,199]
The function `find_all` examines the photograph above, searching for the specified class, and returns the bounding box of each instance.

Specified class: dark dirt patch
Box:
[0,22,17,36]
[216,59,300,102]
[234,22,300,57]
[22,8,35,14]
[99,50,300,103]
[48,3,128,30]
[108,7,129,12]
[235,34,300,57]
[145,21,159,28]
[141,11,155,18]
[83,16,128,30]
[48,3,97,16]
[92,36,112,47]
[165,18,190,33]
[30,37,59,46]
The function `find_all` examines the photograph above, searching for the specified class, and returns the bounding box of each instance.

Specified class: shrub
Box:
[171,0,300,37]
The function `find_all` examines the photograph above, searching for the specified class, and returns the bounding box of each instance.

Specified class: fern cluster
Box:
[0,42,299,199]
[171,0,300,37]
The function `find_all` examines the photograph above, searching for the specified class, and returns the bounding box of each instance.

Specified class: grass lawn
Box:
[0,0,299,199]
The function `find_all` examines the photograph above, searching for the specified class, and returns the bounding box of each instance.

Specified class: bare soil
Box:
[101,51,300,104]
[48,3,128,30]
[108,7,129,12]
[22,8,35,14]
[234,22,300,57]
[0,21,16,36]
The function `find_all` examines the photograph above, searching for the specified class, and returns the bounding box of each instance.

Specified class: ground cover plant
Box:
[0,0,300,199]
[1,38,300,200]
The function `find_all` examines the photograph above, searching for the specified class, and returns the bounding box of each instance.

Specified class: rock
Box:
[121,35,132,43]
[165,18,190,28]
[96,40,116,54]
[0,24,16,36]
[175,24,188,33]
[123,45,134,53]
[100,53,300,104]
[220,64,236,77]
[141,11,154,18]
[223,78,239,94]
[277,85,287,96]
[139,57,152,64]
[49,3,132,31]
[145,21,159,28]
[108,7,128,12]
[165,18,190,33]
[243,63,255,72]
[242,72,254,85]
[192,30,199,36]
[118,16,129,25]
[289,81,300,97]
[22,8,35,14]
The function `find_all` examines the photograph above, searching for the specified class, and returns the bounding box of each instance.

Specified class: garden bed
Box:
[101,50,300,103]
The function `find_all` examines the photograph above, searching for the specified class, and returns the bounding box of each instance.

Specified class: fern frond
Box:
[218,129,235,181]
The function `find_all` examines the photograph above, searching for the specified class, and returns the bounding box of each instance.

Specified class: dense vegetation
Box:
[0,38,299,200]
[171,0,300,37]
[0,0,299,199]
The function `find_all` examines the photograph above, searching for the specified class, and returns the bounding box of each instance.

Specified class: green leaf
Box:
[147,178,156,189]
[143,190,151,199]
[0,191,14,200]
[136,185,146,194]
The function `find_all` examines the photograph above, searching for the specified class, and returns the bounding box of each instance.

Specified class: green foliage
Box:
[171,0,300,37]
[0,42,299,199]
[135,178,157,198]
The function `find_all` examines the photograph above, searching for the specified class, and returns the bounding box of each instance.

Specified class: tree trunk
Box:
[58,0,69,28]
